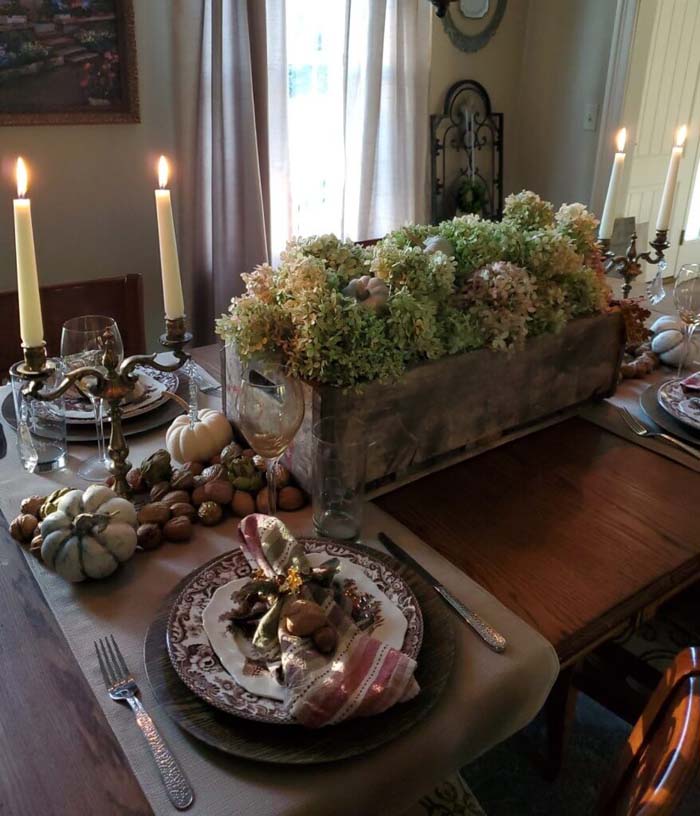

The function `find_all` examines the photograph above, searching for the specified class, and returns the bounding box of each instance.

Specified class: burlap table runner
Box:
[580,368,700,473]
[0,387,558,816]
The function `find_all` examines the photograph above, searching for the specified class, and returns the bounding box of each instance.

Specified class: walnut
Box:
[10,514,38,543]
[200,464,227,484]
[20,495,45,518]
[184,461,204,477]
[191,486,207,506]
[29,533,43,558]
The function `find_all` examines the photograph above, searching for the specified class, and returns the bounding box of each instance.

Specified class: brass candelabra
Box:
[598,228,670,299]
[15,316,192,498]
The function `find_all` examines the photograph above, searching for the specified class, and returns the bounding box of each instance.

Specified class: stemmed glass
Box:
[61,315,124,482]
[673,264,700,377]
[237,363,304,517]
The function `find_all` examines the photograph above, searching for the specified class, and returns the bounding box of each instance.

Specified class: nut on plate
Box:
[10,513,38,543]
[204,480,233,505]
[150,481,171,502]
[137,523,162,550]
[20,495,45,518]
[198,501,223,526]
[163,516,193,542]
[137,502,171,526]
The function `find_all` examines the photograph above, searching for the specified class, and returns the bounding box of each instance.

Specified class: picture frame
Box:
[0,0,139,126]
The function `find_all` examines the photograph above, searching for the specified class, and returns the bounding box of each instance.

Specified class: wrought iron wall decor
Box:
[430,79,503,224]
[441,0,507,52]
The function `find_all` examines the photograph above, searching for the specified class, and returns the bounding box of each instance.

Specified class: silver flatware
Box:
[190,361,221,393]
[618,406,700,460]
[95,635,194,810]
[378,532,507,653]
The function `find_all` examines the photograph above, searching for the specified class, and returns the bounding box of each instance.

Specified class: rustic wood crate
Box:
[224,311,625,495]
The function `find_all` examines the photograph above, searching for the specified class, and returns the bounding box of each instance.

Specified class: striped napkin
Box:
[238,514,419,728]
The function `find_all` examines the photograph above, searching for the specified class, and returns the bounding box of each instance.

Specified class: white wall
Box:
[512,0,617,207]
[0,0,176,352]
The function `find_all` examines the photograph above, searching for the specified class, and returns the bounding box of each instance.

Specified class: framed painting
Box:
[0,0,139,125]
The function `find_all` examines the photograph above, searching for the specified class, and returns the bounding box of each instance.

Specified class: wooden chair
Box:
[598,647,700,815]
[0,274,146,381]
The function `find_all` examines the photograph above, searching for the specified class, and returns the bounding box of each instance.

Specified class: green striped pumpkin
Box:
[40,485,137,582]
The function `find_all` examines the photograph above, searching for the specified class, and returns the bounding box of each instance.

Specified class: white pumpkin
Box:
[342,275,390,311]
[39,485,137,582]
[423,235,455,257]
[165,408,233,463]
[650,316,700,366]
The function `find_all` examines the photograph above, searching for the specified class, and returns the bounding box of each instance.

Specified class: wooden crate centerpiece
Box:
[224,311,623,494]
[217,193,625,495]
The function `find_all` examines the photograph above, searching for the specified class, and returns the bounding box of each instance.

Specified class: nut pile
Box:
[9,488,74,557]
[107,442,307,552]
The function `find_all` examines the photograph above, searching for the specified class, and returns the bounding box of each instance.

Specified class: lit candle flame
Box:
[158,155,169,189]
[616,128,627,153]
[16,157,28,198]
[676,125,688,147]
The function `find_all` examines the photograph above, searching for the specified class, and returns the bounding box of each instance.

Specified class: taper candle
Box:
[599,128,627,241]
[155,155,185,319]
[656,125,687,231]
[13,157,44,348]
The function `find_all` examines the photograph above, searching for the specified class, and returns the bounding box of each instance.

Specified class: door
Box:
[621,0,700,279]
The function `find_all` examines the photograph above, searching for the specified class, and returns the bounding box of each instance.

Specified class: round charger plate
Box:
[166,540,423,724]
[656,378,700,433]
[1,380,187,443]
[143,541,455,764]
[640,382,700,446]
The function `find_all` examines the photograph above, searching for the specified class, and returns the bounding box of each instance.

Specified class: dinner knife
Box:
[378,532,507,654]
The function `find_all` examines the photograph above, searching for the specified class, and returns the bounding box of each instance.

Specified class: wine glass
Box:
[61,315,124,482]
[673,264,700,377]
[237,363,304,517]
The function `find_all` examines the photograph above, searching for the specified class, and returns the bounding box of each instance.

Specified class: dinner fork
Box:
[617,406,700,460]
[95,636,194,810]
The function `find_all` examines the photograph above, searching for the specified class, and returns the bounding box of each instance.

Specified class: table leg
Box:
[545,666,578,779]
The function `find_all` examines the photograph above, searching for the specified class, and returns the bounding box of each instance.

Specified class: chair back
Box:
[0,274,145,380]
[599,647,700,815]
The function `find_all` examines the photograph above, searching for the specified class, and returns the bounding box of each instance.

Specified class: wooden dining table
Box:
[2,344,699,814]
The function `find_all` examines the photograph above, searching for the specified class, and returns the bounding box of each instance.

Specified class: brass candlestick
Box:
[598,229,670,299]
[18,315,193,498]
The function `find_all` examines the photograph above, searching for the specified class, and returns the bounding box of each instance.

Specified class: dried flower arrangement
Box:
[216,191,611,389]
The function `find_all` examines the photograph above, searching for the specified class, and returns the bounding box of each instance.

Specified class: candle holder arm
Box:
[21,365,107,402]
[117,349,191,381]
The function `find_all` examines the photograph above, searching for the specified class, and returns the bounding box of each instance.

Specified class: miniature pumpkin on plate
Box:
[39,485,137,582]
[165,408,233,464]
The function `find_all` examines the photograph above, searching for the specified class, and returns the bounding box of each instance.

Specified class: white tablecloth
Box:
[0,385,559,816]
